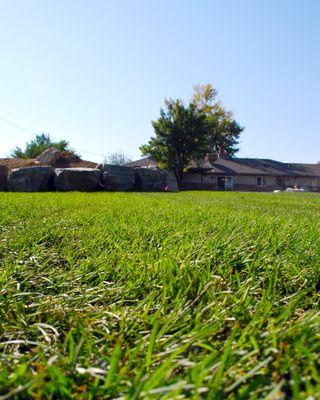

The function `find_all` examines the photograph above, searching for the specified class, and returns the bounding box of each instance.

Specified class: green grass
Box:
[0,191,320,399]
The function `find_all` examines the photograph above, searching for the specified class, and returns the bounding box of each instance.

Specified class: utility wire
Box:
[0,114,105,159]
[0,114,36,137]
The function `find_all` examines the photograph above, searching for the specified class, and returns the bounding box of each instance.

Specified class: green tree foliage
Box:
[140,99,211,188]
[10,133,73,159]
[140,84,243,188]
[192,84,243,156]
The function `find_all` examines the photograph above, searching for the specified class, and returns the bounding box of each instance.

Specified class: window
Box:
[225,176,234,190]
[257,176,267,186]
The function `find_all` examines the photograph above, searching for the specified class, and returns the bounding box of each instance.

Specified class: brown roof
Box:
[128,157,320,177]
[126,157,158,168]
[190,158,320,177]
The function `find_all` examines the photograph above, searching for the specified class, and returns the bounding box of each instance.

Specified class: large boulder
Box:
[165,171,179,192]
[101,164,135,191]
[36,147,62,165]
[0,165,8,191]
[134,168,167,191]
[7,166,54,192]
[55,168,101,191]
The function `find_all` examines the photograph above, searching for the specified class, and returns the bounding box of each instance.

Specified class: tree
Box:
[140,99,211,188]
[140,84,243,188]
[10,133,73,159]
[192,84,243,156]
[103,151,132,165]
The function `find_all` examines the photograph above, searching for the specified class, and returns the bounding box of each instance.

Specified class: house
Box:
[127,154,320,192]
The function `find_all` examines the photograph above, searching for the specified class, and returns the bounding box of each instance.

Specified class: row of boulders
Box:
[0,164,178,192]
[0,166,8,191]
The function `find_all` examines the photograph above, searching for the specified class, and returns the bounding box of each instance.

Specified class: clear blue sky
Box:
[0,0,319,163]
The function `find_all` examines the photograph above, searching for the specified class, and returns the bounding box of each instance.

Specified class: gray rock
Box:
[36,147,62,165]
[55,168,101,191]
[165,171,179,192]
[134,168,167,191]
[0,165,8,191]
[8,166,54,192]
[101,164,135,191]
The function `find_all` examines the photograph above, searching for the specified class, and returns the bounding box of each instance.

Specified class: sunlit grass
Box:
[0,191,320,399]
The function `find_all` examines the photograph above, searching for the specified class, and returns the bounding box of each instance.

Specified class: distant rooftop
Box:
[126,157,157,169]
[127,156,320,177]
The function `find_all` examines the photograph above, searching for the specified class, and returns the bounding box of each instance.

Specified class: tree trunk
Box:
[173,167,184,190]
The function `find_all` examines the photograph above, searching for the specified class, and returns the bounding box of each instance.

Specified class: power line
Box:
[0,114,36,137]
[0,114,105,159]
[73,148,105,158]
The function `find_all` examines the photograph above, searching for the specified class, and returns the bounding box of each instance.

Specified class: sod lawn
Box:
[1,192,320,399]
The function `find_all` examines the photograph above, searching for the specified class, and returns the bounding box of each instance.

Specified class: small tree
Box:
[10,133,73,159]
[140,99,210,188]
[103,151,132,165]
[140,85,243,189]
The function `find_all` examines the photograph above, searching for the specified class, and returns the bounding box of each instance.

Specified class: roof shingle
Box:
[128,157,320,177]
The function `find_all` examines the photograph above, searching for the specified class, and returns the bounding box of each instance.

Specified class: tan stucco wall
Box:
[183,173,319,191]
[284,176,318,189]
[234,175,276,186]
[185,174,278,186]
[184,174,216,184]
